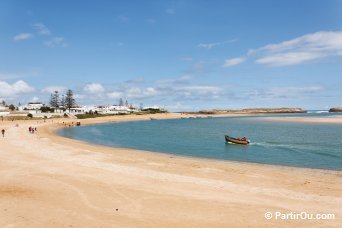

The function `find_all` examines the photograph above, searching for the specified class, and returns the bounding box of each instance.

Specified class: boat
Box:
[224,135,250,145]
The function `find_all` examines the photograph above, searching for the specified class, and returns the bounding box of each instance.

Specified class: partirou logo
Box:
[265,211,335,220]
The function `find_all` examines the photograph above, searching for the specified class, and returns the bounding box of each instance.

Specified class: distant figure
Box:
[29,126,32,133]
[1,129,5,137]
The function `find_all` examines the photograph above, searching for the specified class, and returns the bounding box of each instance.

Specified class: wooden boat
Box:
[225,135,250,145]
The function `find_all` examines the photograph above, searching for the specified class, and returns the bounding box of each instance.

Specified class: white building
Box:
[19,102,44,111]
[97,105,133,114]
[66,106,99,114]
[27,102,44,110]
[0,105,6,111]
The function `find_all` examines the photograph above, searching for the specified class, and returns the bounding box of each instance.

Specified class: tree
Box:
[65,89,76,111]
[40,106,54,113]
[60,94,66,108]
[9,104,15,111]
[119,98,124,106]
[49,91,59,110]
[1,100,5,106]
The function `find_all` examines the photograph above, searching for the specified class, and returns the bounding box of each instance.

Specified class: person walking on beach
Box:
[1,129,5,137]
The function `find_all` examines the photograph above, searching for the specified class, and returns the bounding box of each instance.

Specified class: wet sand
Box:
[0,113,341,227]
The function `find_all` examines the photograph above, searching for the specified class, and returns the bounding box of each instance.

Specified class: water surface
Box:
[58,113,342,170]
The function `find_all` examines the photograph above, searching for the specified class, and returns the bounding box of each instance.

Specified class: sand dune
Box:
[0,114,341,227]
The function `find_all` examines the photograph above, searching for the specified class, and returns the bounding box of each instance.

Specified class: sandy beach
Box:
[0,113,341,227]
[262,115,342,124]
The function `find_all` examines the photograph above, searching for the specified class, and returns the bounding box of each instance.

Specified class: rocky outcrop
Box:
[329,107,342,112]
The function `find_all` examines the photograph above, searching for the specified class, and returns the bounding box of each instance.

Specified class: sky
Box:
[0,0,341,111]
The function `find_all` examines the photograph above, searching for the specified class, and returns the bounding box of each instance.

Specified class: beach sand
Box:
[263,116,342,124]
[0,113,341,227]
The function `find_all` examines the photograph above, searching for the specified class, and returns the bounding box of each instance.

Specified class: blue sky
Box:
[0,0,341,111]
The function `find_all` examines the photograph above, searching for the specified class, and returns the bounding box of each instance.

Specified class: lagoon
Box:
[58,113,342,170]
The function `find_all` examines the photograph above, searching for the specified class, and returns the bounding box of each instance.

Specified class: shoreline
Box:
[1,113,341,227]
[54,113,342,172]
[55,122,341,173]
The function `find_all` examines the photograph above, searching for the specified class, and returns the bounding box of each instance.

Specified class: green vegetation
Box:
[140,108,167,114]
[2,116,40,121]
[40,106,55,113]
[75,112,129,119]
[8,104,15,111]
[49,89,76,111]
[27,113,33,118]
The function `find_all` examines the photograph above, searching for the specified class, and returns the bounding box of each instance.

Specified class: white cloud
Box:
[156,75,192,85]
[223,57,245,67]
[13,33,33,41]
[33,23,51,35]
[30,96,40,102]
[126,87,158,99]
[41,86,66,94]
[256,31,342,66]
[107,91,123,99]
[198,42,221,49]
[256,52,322,66]
[198,39,237,49]
[227,31,342,67]
[0,80,34,97]
[270,86,322,95]
[84,83,105,93]
[177,86,222,96]
[107,87,159,100]
[74,94,85,99]
[44,37,67,47]
[248,86,323,99]
[261,31,342,53]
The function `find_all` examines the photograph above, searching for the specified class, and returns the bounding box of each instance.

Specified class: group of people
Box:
[238,136,248,141]
[29,126,37,133]
[1,126,38,137]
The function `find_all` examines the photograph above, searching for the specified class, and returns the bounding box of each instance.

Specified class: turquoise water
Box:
[58,113,342,170]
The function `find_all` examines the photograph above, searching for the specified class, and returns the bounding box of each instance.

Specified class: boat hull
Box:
[225,135,249,145]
